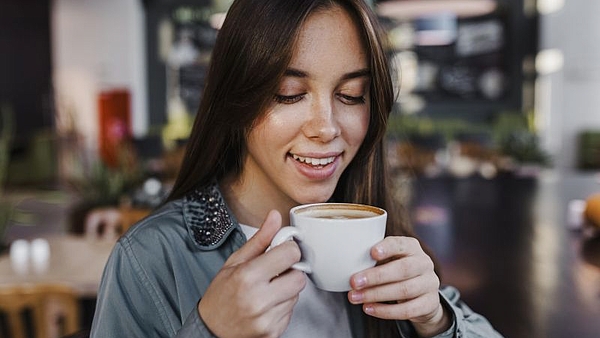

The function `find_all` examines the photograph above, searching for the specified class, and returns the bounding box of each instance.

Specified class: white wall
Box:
[538,2,600,171]
[51,0,147,153]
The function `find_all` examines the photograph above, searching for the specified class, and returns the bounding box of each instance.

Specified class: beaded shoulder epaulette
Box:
[183,183,236,249]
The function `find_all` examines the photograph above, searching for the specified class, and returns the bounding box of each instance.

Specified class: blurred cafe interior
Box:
[1,0,600,337]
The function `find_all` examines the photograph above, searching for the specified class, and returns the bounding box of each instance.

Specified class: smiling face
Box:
[224,6,371,225]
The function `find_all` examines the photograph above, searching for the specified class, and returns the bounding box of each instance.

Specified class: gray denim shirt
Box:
[90,183,503,337]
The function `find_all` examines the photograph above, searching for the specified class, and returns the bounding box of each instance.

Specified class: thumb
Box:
[226,209,282,266]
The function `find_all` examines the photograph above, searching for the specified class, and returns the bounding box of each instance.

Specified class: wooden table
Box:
[0,235,115,297]
[409,171,600,338]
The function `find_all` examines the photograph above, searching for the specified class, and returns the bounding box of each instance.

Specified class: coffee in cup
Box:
[271,203,387,292]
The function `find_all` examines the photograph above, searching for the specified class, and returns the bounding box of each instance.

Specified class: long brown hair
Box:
[168,1,413,336]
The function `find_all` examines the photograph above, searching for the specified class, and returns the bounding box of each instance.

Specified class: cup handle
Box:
[269,226,312,274]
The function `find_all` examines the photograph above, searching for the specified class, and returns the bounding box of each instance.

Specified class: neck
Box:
[219,175,295,228]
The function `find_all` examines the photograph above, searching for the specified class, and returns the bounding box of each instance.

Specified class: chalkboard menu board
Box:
[167,6,217,114]
[380,0,537,122]
[144,0,217,126]
[178,63,207,115]
[413,14,508,101]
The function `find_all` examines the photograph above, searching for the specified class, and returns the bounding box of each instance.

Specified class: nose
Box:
[302,98,341,142]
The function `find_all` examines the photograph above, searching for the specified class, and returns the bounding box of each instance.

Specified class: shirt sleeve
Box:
[175,304,218,338]
[438,285,504,338]
[90,239,217,338]
[396,285,504,338]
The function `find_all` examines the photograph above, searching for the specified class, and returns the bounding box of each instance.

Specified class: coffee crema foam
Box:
[296,205,382,219]
[312,214,370,219]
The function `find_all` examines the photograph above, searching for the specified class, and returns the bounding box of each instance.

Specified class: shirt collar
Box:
[182,181,239,250]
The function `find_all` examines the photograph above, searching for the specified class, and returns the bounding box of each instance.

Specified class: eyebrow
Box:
[284,68,371,80]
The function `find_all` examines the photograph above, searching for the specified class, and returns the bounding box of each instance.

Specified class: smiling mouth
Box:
[291,153,336,167]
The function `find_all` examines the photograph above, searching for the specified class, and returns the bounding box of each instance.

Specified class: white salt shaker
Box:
[30,238,50,274]
[9,239,30,275]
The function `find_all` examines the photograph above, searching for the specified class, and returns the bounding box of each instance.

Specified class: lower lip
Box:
[290,155,340,180]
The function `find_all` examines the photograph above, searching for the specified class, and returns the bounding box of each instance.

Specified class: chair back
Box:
[0,284,79,338]
[118,205,150,235]
[84,206,150,241]
[84,207,121,241]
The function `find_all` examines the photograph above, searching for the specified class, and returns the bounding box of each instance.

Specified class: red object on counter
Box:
[98,89,131,167]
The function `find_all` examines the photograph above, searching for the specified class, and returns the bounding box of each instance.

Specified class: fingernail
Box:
[350,291,363,303]
[374,245,385,257]
[364,305,374,314]
[354,275,367,288]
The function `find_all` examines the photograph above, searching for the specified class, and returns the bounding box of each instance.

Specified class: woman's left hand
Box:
[348,236,451,337]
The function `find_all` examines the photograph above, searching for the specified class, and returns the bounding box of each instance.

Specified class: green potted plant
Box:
[66,143,144,234]
[492,111,552,176]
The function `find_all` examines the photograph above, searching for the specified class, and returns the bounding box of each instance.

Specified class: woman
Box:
[91,0,502,337]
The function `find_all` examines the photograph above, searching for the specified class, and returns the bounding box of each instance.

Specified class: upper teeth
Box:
[292,154,336,166]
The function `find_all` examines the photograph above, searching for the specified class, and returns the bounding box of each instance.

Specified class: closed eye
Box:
[274,94,305,104]
[337,94,366,105]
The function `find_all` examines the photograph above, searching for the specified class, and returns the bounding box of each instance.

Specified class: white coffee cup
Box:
[271,203,387,292]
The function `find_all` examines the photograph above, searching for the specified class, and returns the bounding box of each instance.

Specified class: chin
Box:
[287,180,339,205]
[294,190,335,205]
[298,197,330,205]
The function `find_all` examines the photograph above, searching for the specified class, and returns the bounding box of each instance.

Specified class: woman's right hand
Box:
[198,210,306,338]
